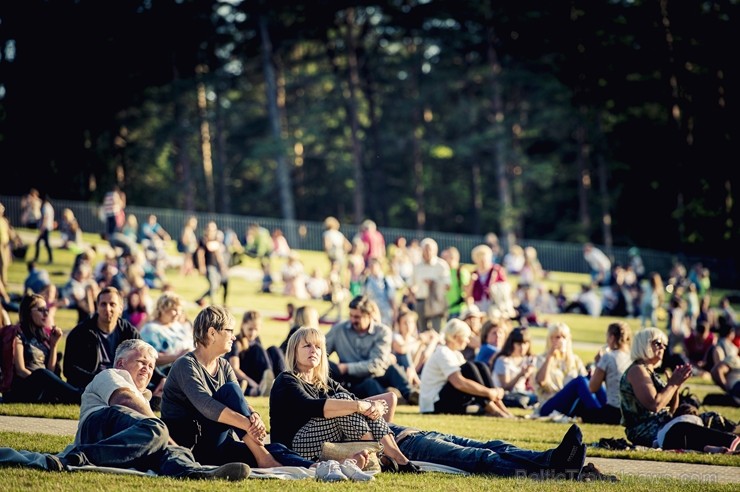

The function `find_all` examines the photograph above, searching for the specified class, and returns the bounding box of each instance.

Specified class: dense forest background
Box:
[0,0,737,258]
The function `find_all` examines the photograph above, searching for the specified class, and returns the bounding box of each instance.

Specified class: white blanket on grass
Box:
[0,448,466,478]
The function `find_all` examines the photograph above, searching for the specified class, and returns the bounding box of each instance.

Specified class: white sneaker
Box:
[315,460,347,482]
[340,459,375,482]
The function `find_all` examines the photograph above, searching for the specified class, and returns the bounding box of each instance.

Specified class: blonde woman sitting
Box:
[419,319,513,417]
[534,322,588,417]
[270,326,421,473]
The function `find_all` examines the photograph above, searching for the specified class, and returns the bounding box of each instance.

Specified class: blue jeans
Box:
[389,424,552,476]
[75,405,201,477]
[331,362,412,400]
[186,381,313,468]
[538,376,606,417]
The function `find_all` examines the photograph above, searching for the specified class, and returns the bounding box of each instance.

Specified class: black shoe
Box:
[187,462,251,481]
[45,454,65,472]
[551,443,586,480]
[63,451,90,467]
[397,461,424,473]
[551,430,586,480]
[561,424,583,446]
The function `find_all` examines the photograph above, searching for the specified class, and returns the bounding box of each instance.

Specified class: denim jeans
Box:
[538,376,606,417]
[389,423,552,476]
[187,381,314,468]
[76,405,200,477]
[331,361,412,400]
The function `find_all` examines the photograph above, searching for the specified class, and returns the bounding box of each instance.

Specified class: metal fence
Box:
[2,194,737,288]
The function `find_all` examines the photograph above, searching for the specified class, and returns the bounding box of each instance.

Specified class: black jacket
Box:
[63,315,140,389]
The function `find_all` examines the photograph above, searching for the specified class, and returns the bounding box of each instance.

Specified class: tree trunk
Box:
[259,14,296,237]
[343,8,365,224]
[361,59,386,224]
[172,62,195,212]
[575,120,591,235]
[214,86,230,214]
[196,64,216,213]
[486,26,514,252]
[596,153,613,257]
[659,0,687,245]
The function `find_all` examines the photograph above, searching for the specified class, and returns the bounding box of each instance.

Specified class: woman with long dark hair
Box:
[5,294,81,403]
[490,327,538,408]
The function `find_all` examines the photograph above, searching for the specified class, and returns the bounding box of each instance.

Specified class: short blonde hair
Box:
[631,327,667,363]
[285,326,330,392]
[471,244,493,264]
[154,292,182,320]
[442,318,471,344]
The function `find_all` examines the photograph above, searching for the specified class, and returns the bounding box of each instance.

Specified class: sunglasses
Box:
[33,307,50,314]
[651,340,666,350]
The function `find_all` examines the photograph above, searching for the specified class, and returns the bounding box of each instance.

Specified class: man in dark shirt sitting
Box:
[64,287,165,401]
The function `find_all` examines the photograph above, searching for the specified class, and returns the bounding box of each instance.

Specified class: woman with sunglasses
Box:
[4,294,81,403]
[620,328,738,451]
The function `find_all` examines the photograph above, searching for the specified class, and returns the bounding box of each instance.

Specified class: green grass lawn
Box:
[2,228,739,489]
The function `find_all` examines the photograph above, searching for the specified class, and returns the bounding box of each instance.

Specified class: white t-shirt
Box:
[595,349,631,408]
[323,229,346,259]
[493,356,527,393]
[75,369,152,445]
[412,257,451,300]
[419,344,464,413]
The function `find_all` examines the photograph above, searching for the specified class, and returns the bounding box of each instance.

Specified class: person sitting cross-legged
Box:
[419,318,514,418]
[161,305,316,470]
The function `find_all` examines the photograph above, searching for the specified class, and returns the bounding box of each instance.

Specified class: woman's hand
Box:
[48,326,63,346]
[248,412,267,441]
[358,399,387,420]
[668,364,692,387]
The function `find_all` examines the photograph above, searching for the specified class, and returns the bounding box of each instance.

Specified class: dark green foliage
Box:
[0,0,737,256]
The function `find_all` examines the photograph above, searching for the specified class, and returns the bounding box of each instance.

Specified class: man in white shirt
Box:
[410,238,450,333]
[583,243,611,286]
[65,339,249,480]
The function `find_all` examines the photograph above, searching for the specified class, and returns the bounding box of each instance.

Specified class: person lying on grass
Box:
[55,339,250,481]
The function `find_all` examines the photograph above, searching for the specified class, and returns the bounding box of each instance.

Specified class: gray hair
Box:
[114,339,158,364]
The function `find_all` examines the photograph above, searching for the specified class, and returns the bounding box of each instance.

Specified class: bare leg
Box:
[242,435,281,468]
[379,434,411,465]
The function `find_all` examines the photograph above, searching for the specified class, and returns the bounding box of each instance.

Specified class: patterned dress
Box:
[619,361,673,446]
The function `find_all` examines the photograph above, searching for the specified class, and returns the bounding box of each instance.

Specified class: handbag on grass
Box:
[319,440,383,473]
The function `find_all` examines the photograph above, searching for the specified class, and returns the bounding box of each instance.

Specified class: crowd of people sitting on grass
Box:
[0,190,738,481]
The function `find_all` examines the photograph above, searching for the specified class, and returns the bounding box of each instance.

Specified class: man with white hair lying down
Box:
[52,339,249,481]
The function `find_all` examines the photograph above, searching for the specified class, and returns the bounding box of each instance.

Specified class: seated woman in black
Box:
[270,326,420,472]
[227,310,284,396]
[6,294,81,403]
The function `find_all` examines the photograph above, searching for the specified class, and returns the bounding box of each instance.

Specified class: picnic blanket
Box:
[0,448,466,478]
